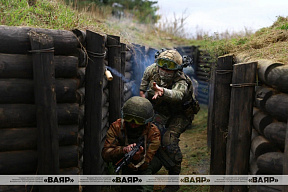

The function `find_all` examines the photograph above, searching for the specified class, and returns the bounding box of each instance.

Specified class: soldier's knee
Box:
[162,130,180,146]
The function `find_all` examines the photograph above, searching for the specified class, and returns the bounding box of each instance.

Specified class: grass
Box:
[0,0,86,29]
[2,0,288,64]
[1,1,288,190]
[0,0,197,49]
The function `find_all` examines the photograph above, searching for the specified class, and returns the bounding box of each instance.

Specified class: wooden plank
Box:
[267,65,288,93]
[0,53,79,78]
[252,110,274,135]
[197,62,212,68]
[191,46,199,73]
[225,61,257,192]
[107,35,122,124]
[196,75,210,81]
[197,66,211,73]
[257,152,283,174]
[207,61,215,148]
[251,135,280,158]
[77,67,86,87]
[84,30,105,192]
[209,55,234,192]
[0,25,82,55]
[264,121,286,150]
[28,31,59,192]
[0,103,79,128]
[196,70,210,77]
[265,93,288,122]
[121,43,126,106]
[254,86,276,111]
[0,125,78,151]
[0,146,78,174]
[0,79,80,104]
[257,59,284,84]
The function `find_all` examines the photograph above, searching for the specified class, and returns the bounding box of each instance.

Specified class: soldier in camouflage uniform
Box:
[140,49,195,191]
[102,96,161,192]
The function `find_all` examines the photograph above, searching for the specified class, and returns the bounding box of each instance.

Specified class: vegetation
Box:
[64,0,160,24]
[2,0,288,65]
[1,2,288,192]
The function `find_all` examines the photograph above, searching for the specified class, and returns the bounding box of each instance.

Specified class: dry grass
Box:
[231,28,288,64]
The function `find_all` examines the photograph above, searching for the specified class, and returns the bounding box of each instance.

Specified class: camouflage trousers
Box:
[154,113,191,175]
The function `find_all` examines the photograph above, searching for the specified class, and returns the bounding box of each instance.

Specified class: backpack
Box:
[182,74,200,117]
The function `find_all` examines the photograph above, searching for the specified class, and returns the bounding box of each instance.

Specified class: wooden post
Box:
[0,25,81,55]
[267,65,288,93]
[191,45,199,78]
[209,55,234,192]
[120,43,126,106]
[84,30,105,192]
[207,61,215,148]
[107,35,122,124]
[284,119,288,192]
[28,30,59,192]
[0,53,80,78]
[225,62,257,192]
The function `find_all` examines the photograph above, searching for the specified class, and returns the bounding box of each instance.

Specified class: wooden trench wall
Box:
[0,26,135,192]
[208,54,288,192]
[175,45,212,105]
[0,25,168,192]
[0,25,213,192]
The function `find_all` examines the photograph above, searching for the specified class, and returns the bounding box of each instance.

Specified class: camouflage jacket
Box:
[139,63,189,117]
[101,119,161,167]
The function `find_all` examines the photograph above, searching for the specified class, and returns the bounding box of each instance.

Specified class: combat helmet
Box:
[122,96,154,125]
[155,49,183,70]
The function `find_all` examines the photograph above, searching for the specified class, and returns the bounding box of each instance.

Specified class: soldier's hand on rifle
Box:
[123,143,136,153]
[152,82,164,100]
[132,146,144,161]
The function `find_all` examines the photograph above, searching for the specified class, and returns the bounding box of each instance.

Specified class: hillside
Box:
[201,16,288,64]
[1,2,287,192]
[2,0,288,64]
[0,0,195,49]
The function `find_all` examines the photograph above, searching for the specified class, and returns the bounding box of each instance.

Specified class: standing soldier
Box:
[102,96,161,192]
[139,49,199,192]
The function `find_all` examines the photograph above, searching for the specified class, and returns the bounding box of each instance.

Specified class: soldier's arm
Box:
[145,124,161,164]
[162,80,188,102]
[139,64,154,93]
[101,124,125,163]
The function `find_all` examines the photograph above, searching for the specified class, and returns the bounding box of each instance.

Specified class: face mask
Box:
[126,123,145,139]
[158,68,175,82]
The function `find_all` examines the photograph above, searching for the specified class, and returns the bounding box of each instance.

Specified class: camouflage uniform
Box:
[140,63,192,175]
[102,118,161,192]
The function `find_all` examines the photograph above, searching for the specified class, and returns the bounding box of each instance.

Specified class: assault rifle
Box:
[115,136,144,173]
